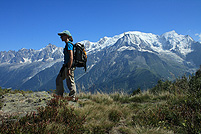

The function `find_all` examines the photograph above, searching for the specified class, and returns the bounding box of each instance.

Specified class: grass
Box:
[0,69,201,133]
[75,91,175,134]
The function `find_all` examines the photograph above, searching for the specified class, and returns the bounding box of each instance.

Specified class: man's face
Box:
[60,35,68,42]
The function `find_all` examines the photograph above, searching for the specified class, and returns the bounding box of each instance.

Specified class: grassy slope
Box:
[76,91,174,134]
[0,69,201,134]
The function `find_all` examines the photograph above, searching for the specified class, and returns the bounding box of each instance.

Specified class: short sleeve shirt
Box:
[63,41,73,64]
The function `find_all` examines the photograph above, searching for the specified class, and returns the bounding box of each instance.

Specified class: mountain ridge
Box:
[0,30,197,64]
[0,31,201,92]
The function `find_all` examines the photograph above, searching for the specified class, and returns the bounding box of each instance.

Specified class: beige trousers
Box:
[56,67,76,96]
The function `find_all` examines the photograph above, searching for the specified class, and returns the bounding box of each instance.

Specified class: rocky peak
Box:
[0,44,63,64]
[161,31,194,56]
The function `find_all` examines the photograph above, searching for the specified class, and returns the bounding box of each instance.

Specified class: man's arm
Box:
[67,50,73,69]
[67,50,73,76]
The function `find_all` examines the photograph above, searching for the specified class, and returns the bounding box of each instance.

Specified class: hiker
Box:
[56,30,76,101]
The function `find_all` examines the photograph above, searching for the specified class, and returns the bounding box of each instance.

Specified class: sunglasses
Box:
[60,34,67,37]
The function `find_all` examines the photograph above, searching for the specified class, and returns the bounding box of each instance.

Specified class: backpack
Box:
[70,42,87,71]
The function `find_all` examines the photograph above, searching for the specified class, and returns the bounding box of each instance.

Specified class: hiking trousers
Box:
[56,66,76,97]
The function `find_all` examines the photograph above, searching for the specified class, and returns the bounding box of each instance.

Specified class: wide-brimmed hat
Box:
[58,30,72,36]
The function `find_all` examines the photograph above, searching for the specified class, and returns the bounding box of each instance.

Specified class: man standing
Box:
[56,30,76,101]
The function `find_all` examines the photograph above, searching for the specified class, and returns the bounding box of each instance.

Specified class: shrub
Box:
[0,95,86,134]
[150,80,172,94]
[108,109,122,123]
[131,88,142,96]
[132,96,201,134]
[189,74,201,98]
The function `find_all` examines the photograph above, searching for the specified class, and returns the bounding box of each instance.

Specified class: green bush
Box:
[132,90,201,133]
[132,68,201,134]
[132,101,200,133]
[131,88,142,96]
[108,109,122,123]
[189,74,201,98]
[150,80,172,94]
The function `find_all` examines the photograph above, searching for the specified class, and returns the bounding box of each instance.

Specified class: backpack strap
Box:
[69,42,74,46]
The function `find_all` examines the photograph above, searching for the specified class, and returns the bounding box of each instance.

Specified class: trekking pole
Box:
[75,71,88,81]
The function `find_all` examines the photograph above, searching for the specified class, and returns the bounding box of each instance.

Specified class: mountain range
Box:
[0,30,201,93]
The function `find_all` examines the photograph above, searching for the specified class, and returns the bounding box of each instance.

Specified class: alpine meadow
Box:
[0,31,201,133]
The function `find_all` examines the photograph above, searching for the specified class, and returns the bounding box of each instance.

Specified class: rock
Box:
[25,99,33,103]
[0,92,88,121]
[68,101,80,107]
[0,91,53,118]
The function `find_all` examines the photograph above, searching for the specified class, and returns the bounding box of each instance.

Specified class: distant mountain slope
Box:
[0,31,201,92]
[77,33,192,92]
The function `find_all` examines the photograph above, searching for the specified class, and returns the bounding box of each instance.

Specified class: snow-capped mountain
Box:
[0,30,196,65]
[0,31,200,92]
[0,44,63,64]
[84,30,194,57]
[0,44,64,90]
[77,31,200,92]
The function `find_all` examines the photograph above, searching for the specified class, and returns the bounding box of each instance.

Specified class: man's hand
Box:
[67,69,72,76]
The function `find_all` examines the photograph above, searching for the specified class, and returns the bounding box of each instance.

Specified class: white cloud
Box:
[195,33,201,42]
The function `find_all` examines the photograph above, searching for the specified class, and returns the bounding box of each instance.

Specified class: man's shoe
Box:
[68,96,78,102]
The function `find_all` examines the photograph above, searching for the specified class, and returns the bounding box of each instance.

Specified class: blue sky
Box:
[0,0,201,51]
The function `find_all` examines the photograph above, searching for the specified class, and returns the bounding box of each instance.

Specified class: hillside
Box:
[0,31,201,92]
[0,68,200,134]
